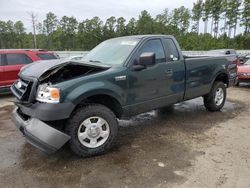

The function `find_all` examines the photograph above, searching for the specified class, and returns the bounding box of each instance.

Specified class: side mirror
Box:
[132,52,156,71]
[139,52,156,66]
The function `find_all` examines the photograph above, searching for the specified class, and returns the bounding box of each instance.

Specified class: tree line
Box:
[0,0,249,51]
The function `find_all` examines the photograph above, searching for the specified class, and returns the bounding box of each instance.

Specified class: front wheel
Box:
[65,104,118,157]
[204,81,226,112]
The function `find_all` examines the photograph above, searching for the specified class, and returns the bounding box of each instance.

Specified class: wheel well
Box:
[78,94,123,118]
[215,73,229,86]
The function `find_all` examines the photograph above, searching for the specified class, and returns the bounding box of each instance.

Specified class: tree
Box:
[43,12,58,35]
[210,0,223,37]
[116,17,126,36]
[241,0,250,33]
[43,12,58,49]
[0,21,7,48]
[28,12,38,48]
[59,16,78,49]
[171,6,191,33]
[78,17,103,50]
[126,18,137,35]
[14,21,25,48]
[154,9,172,34]
[226,0,242,37]
[192,0,203,34]
[103,16,116,40]
[136,10,154,34]
[202,0,212,34]
[6,21,15,48]
[221,0,229,35]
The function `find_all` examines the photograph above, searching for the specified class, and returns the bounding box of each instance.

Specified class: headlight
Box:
[36,84,60,103]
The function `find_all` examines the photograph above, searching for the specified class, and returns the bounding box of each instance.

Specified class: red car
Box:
[236,59,250,86]
[0,49,58,93]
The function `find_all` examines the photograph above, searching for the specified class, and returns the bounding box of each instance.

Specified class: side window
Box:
[164,39,180,62]
[0,54,2,66]
[6,54,33,65]
[37,53,57,60]
[139,39,166,63]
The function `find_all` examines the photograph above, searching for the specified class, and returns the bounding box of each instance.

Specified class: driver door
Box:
[126,38,169,115]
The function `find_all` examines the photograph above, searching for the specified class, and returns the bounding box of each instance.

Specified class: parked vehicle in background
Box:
[239,53,250,64]
[0,49,58,93]
[11,35,235,157]
[236,59,250,86]
[65,55,85,61]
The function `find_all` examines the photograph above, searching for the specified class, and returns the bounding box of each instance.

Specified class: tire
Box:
[203,81,226,112]
[235,81,239,86]
[65,104,118,157]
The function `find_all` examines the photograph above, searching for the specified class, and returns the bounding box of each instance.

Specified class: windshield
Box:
[82,38,140,65]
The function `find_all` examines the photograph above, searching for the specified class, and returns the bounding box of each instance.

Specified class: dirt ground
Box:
[0,85,250,188]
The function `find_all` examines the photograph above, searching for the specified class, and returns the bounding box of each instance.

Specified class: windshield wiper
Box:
[89,60,102,63]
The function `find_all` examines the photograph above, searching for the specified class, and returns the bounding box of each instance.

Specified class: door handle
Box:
[164,69,173,76]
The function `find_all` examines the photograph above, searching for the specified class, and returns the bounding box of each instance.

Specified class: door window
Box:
[37,53,57,60]
[164,39,180,62]
[6,53,33,65]
[139,39,166,63]
[0,54,2,66]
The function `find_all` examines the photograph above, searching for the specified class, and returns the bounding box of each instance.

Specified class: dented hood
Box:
[20,59,111,79]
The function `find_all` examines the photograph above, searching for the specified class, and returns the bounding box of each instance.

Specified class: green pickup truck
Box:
[11,35,235,157]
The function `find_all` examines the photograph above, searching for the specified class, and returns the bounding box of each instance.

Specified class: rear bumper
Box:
[238,78,250,83]
[11,108,70,153]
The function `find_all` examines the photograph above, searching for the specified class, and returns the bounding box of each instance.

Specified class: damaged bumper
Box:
[11,108,70,154]
[16,102,75,121]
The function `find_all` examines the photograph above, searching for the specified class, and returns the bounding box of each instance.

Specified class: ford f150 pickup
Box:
[11,35,235,157]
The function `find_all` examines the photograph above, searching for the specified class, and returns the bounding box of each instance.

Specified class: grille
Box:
[11,78,34,102]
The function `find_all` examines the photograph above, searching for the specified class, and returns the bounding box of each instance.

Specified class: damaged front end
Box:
[35,61,110,104]
[11,60,110,153]
[39,61,110,84]
[12,108,71,154]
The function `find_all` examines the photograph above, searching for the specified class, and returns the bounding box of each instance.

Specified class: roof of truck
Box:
[115,35,174,39]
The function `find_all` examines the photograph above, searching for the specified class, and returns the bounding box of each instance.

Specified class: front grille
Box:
[11,78,34,102]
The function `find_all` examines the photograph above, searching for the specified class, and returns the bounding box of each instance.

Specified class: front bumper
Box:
[15,102,75,121]
[11,108,71,153]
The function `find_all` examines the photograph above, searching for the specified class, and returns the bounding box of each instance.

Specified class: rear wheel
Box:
[65,104,118,157]
[204,81,226,112]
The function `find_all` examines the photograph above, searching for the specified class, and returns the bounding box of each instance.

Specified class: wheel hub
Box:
[77,116,110,148]
[87,125,100,138]
[215,88,224,106]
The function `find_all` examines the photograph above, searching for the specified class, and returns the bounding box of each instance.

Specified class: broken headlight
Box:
[36,84,60,103]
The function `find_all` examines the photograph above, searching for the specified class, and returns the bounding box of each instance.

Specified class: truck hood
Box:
[20,59,111,81]
[238,65,250,73]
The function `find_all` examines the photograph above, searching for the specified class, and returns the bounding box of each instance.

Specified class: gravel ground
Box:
[0,85,250,188]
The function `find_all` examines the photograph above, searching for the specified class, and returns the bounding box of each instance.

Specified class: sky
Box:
[0,0,197,31]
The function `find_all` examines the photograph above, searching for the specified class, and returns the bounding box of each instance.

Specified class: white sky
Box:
[0,0,197,31]
[0,0,243,35]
